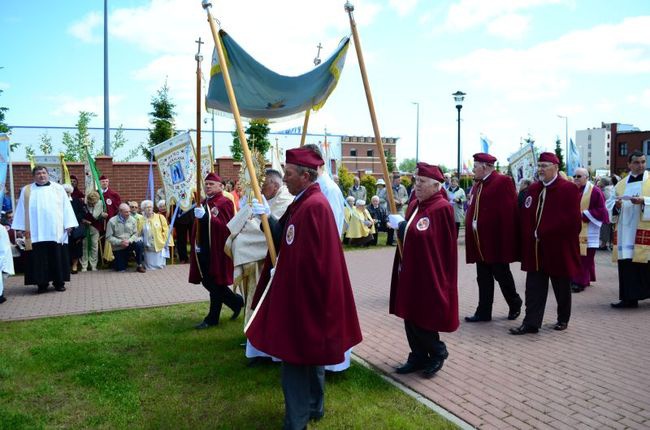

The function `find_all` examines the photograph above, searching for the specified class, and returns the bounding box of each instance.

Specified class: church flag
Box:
[567,138,581,176]
[480,134,491,154]
[207,30,350,119]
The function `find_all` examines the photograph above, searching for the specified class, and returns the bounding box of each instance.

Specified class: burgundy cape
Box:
[389,191,459,332]
[465,172,519,264]
[188,192,235,286]
[102,188,122,219]
[520,177,581,278]
[71,187,84,201]
[582,185,609,224]
[246,183,362,365]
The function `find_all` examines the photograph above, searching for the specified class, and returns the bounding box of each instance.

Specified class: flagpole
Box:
[344,1,402,255]
[299,109,310,147]
[8,146,15,211]
[195,38,203,215]
[203,1,277,265]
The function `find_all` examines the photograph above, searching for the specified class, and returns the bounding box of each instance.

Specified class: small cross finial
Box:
[195,37,205,62]
[314,43,323,66]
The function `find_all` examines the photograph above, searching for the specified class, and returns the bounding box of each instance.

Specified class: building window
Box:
[367,149,373,157]
[350,148,357,156]
[588,160,592,166]
[588,152,592,158]
[619,142,628,156]
[588,135,592,141]
[643,140,650,156]
[588,143,592,149]
[606,151,609,156]
[607,159,609,165]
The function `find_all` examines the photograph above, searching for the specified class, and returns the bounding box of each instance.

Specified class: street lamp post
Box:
[452,91,466,178]
[412,102,420,163]
[557,114,568,170]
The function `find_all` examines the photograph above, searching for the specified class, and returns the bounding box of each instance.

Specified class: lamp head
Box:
[452,90,466,109]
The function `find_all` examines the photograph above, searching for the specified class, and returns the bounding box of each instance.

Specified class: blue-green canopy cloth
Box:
[206,30,350,120]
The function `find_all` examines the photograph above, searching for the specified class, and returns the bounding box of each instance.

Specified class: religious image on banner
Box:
[0,134,9,197]
[152,132,213,212]
[508,142,537,183]
[32,155,63,184]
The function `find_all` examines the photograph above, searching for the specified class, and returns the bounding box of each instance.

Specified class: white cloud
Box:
[68,11,102,43]
[0,82,10,91]
[445,0,563,32]
[437,16,650,102]
[486,14,530,40]
[388,0,418,17]
[48,95,124,121]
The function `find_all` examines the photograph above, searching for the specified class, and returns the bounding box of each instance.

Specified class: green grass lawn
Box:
[0,303,456,430]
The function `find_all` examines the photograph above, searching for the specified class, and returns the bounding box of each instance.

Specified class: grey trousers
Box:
[281,363,325,430]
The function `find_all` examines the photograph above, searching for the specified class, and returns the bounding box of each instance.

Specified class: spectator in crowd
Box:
[129,201,145,234]
[1,184,11,213]
[140,199,172,270]
[442,172,452,191]
[571,168,609,293]
[106,203,145,273]
[0,222,14,304]
[368,195,388,246]
[447,177,466,236]
[607,151,650,308]
[517,179,532,208]
[375,179,396,246]
[511,153,581,335]
[348,176,367,203]
[344,199,374,246]
[389,162,458,378]
[465,153,523,323]
[80,191,104,272]
[63,183,86,274]
[70,175,84,201]
[156,200,168,220]
[189,172,243,329]
[12,166,78,294]
[392,175,409,216]
[99,175,121,219]
[597,177,615,250]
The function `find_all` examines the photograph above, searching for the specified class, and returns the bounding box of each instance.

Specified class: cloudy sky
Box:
[1,0,649,166]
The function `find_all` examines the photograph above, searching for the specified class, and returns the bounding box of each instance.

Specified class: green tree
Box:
[338,165,354,196]
[39,132,53,154]
[360,174,377,203]
[143,82,176,159]
[61,111,97,162]
[0,91,8,134]
[230,119,271,161]
[554,137,566,172]
[384,150,396,173]
[111,126,139,162]
[398,158,416,173]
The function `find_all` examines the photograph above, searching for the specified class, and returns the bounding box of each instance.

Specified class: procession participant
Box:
[510,153,581,335]
[608,151,650,308]
[226,168,292,365]
[70,175,84,201]
[189,172,243,329]
[447,176,466,236]
[246,147,362,430]
[571,168,609,293]
[388,162,459,378]
[0,221,14,304]
[99,175,121,219]
[12,166,78,294]
[465,153,522,322]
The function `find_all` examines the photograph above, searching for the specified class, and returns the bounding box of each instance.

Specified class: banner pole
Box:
[299,109,310,147]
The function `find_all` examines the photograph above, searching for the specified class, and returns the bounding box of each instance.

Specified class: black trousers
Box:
[474,262,522,319]
[522,271,571,328]
[113,241,144,271]
[175,222,191,262]
[198,252,241,325]
[404,320,447,365]
[281,363,325,430]
[617,259,650,302]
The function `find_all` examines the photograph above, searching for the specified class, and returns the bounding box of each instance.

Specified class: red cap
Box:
[99,175,108,180]
[286,147,324,170]
[204,172,222,183]
[538,152,560,165]
[415,162,445,182]
[473,152,497,164]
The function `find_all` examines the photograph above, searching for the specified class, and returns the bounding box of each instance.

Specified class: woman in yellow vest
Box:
[140,200,173,270]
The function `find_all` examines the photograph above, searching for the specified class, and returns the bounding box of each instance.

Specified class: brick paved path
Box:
[1,242,649,429]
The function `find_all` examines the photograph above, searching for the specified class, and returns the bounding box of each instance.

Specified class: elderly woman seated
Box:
[140,199,173,270]
[345,199,375,246]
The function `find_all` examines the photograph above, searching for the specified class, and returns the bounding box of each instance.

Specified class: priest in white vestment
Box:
[606,151,650,308]
[12,166,78,294]
[0,225,14,304]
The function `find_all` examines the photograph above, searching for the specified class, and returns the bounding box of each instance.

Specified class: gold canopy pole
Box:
[299,109,310,147]
[344,1,402,255]
[203,1,277,265]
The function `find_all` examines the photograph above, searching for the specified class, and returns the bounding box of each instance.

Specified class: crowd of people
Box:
[2,148,649,430]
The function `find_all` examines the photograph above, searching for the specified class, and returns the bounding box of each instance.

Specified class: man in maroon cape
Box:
[510,152,581,335]
[465,152,522,322]
[70,175,84,201]
[189,172,243,329]
[99,175,121,219]
[246,147,362,430]
[571,167,609,292]
[389,162,459,378]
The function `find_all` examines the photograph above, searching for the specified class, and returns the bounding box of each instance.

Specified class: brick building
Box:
[340,135,399,177]
[609,123,650,176]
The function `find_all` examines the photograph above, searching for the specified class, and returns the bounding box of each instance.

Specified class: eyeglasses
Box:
[537,163,553,169]
[573,175,583,179]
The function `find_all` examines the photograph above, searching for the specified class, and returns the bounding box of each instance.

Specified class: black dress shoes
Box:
[195,321,217,330]
[422,358,446,378]
[571,283,585,293]
[507,309,521,320]
[464,315,491,323]
[230,295,245,320]
[553,322,568,331]
[509,324,539,335]
[54,285,66,292]
[611,300,638,309]
[395,361,425,374]
[0,295,6,304]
